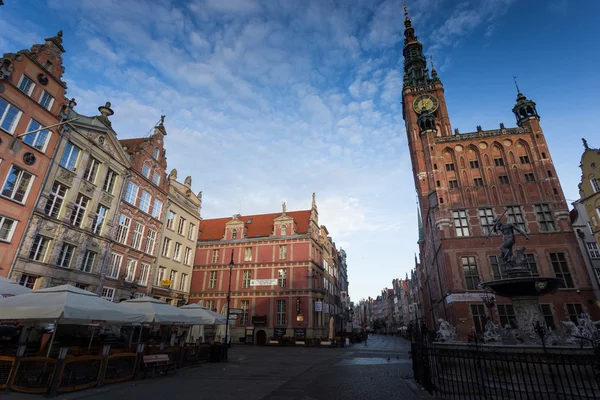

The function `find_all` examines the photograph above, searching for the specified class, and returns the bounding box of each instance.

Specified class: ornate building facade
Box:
[578,140,600,249]
[402,7,599,338]
[151,169,202,305]
[0,32,68,278]
[190,195,345,343]
[11,103,129,292]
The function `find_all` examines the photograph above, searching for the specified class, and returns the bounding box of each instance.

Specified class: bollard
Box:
[133,343,145,380]
[46,347,69,398]
[96,344,111,387]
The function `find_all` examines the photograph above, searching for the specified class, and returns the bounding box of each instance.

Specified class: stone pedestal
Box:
[511,296,546,344]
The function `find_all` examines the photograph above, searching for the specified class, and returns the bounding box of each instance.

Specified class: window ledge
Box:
[0,195,27,206]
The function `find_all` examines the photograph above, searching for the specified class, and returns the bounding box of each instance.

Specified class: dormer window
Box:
[281,225,287,236]
[153,147,159,159]
[232,229,237,240]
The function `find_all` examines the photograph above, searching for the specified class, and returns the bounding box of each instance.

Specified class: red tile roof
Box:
[119,138,149,153]
[199,210,311,242]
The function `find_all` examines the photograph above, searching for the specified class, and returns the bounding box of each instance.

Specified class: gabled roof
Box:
[199,210,311,242]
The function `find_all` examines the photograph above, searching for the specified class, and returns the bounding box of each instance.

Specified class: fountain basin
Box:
[482,276,563,298]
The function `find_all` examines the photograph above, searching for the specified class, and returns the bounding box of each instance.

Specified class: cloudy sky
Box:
[2,0,599,301]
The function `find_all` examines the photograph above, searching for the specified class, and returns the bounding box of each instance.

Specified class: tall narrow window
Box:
[2,165,34,203]
[243,270,251,288]
[496,304,517,328]
[0,98,22,133]
[535,204,556,232]
[83,157,100,183]
[152,199,163,219]
[29,235,50,261]
[142,164,151,179]
[70,194,90,228]
[80,250,96,273]
[279,245,287,259]
[139,191,151,213]
[124,182,138,205]
[452,210,470,237]
[153,147,159,159]
[212,249,219,264]
[92,204,108,234]
[566,303,584,324]
[169,270,177,288]
[178,217,186,235]
[167,211,175,229]
[152,172,161,186]
[156,267,166,286]
[59,142,80,171]
[188,223,196,241]
[506,206,526,231]
[39,90,54,110]
[539,304,556,330]
[44,181,67,218]
[115,215,131,244]
[240,300,249,325]
[138,263,150,286]
[276,300,286,325]
[18,75,36,95]
[162,237,171,257]
[470,304,487,334]
[0,216,16,242]
[131,222,144,250]
[591,177,600,193]
[23,120,50,151]
[173,242,182,261]
[106,253,122,279]
[278,269,287,287]
[462,256,480,290]
[144,229,157,254]
[586,242,600,259]
[102,169,117,194]
[125,259,137,282]
[209,271,217,289]
[244,247,252,261]
[179,273,188,291]
[57,243,76,268]
[550,252,574,288]
[281,225,287,236]
[184,247,192,265]
[478,208,494,234]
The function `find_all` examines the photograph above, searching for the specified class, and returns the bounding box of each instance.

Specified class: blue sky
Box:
[2,0,599,301]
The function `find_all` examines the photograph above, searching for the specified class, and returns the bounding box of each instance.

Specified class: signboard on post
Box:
[250,279,278,287]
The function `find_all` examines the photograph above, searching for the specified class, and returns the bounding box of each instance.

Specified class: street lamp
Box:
[224,249,235,352]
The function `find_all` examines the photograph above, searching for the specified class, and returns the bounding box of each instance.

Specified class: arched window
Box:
[153,147,159,159]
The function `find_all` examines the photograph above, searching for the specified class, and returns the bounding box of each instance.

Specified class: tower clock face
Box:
[413,94,439,114]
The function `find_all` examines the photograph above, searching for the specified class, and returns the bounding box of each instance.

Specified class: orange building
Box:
[0,32,69,278]
[401,8,599,338]
[190,195,342,344]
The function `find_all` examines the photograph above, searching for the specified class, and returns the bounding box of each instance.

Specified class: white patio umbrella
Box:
[0,276,32,298]
[120,297,199,325]
[181,302,227,325]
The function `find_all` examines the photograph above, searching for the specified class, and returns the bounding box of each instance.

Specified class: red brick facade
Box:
[402,11,599,338]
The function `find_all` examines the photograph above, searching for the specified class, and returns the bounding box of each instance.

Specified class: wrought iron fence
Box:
[57,356,102,393]
[103,353,137,384]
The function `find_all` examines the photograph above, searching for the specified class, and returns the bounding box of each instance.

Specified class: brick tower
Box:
[402,6,599,338]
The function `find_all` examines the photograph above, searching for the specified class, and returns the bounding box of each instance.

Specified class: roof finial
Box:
[513,75,521,94]
[582,138,589,150]
[312,192,316,209]
[404,3,412,26]
[282,201,287,214]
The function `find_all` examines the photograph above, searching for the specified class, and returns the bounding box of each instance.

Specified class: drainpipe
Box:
[96,170,131,295]
[8,102,76,279]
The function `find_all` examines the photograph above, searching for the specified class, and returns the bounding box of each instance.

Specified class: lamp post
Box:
[224,249,235,351]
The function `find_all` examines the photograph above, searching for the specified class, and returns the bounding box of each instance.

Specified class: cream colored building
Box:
[11,103,130,292]
[151,169,201,305]
[579,139,600,246]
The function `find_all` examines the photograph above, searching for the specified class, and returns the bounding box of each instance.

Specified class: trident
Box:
[481,208,508,245]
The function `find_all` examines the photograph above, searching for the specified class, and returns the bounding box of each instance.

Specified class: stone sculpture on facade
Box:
[483,320,502,342]
[435,318,457,342]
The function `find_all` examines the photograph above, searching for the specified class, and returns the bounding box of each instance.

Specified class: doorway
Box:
[256,330,267,346]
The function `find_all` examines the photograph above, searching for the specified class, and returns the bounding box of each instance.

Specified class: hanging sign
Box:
[324,303,330,313]
[315,301,322,312]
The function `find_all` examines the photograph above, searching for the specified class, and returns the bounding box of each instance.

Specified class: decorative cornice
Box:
[435,127,525,144]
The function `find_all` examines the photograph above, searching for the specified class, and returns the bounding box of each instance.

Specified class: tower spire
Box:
[403,3,417,44]
[513,75,521,95]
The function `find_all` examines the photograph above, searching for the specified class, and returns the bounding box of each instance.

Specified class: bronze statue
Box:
[492,216,530,264]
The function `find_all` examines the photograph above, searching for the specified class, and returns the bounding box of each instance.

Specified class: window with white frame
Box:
[18,75,35,95]
[153,147,159,159]
[152,172,160,186]
[19,274,37,289]
[173,242,182,261]
[125,259,137,282]
[462,256,480,290]
[276,300,286,325]
[209,271,217,289]
[188,223,195,240]
[590,176,600,193]
[169,270,177,288]
[44,181,67,218]
[57,243,76,268]
[156,267,166,285]
[167,211,175,229]
[177,217,185,235]
[124,182,138,205]
[183,247,192,265]
[2,165,34,203]
[145,229,157,255]
[162,237,171,257]
[142,164,151,179]
[279,245,287,259]
[106,253,122,279]
[138,263,150,286]
[507,205,526,231]
[152,199,162,219]
[23,120,50,151]
[242,270,251,288]
[179,273,188,291]
[240,300,249,325]
[39,90,54,110]
[102,169,117,194]
[101,287,115,301]
[278,269,287,287]
[244,247,252,261]
[453,210,470,236]
[29,235,50,261]
[80,250,96,273]
[131,222,144,249]
[83,157,100,183]
[478,208,494,235]
[115,215,131,244]
[92,204,108,235]
[211,249,219,263]
[586,242,600,259]
[550,252,574,288]
[59,142,80,171]
[0,98,22,134]
[535,204,556,232]
[70,194,89,228]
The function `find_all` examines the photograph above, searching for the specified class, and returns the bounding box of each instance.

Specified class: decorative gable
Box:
[224,215,245,240]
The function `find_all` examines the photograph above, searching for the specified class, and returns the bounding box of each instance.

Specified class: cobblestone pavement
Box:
[8,335,434,400]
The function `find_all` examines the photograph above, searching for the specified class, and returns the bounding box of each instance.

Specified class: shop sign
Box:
[229,308,243,315]
[446,293,486,304]
[294,328,306,338]
[161,280,172,287]
[252,315,267,325]
[274,328,286,338]
[250,279,278,286]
